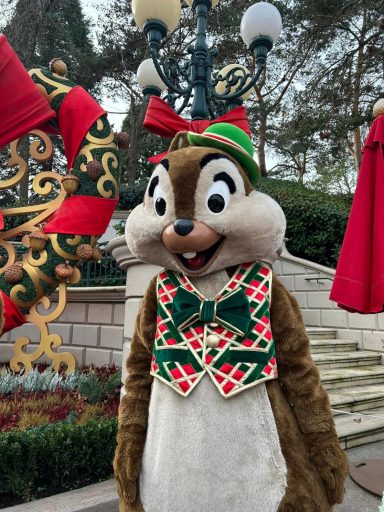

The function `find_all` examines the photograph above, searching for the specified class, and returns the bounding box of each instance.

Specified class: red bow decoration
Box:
[144,96,251,163]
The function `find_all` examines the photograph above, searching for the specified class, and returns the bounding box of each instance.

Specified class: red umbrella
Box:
[330,106,384,313]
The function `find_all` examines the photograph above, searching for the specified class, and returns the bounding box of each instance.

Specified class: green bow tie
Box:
[172,286,251,336]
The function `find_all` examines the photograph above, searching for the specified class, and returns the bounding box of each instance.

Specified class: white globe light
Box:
[137,59,167,91]
[240,2,282,48]
[132,0,181,33]
[184,0,220,6]
[215,64,253,100]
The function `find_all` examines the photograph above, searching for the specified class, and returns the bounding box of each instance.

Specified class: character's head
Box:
[126,123,286,276]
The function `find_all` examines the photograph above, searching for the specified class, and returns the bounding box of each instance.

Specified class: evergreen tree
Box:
[2,0,98,204]
[4,0,98,90]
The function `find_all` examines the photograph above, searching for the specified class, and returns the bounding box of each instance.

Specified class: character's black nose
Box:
[174,219,194,236]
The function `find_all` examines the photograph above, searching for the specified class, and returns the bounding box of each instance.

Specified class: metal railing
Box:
[77,255,126,287]
[5,244,126,287]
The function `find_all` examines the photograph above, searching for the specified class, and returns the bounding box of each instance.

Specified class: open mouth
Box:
[176,237,225,272]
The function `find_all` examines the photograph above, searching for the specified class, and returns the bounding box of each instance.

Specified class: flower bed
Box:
[0,364,121,507]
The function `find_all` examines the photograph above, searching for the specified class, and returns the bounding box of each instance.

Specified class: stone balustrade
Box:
[0,286,125,367]
[276,245,384,354]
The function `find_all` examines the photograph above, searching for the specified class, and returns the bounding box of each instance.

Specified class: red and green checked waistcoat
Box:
[151,262,278,398]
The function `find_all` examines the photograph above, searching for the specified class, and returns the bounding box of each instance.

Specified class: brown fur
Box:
[0,294,4,336]
[166,132,254,221]
[114,274,348,511]
[114,276,157,511]
[167,147,202,219]
[268,276,348,510]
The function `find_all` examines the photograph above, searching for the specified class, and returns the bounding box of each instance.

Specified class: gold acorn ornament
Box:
[29,230,49,251]
[116,131,130,150]
[55,262,74,282]
[86,160,103,182]
[4,262,23,284]
[49,58,68,77]
[62,169,79,195]
[373,98,384,118]
[76,244,94,260]
[92,247,102,262]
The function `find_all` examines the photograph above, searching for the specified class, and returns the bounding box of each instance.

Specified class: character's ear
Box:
[169,131,190,152]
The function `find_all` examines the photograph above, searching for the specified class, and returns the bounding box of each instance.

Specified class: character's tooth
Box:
[182,252,197,259]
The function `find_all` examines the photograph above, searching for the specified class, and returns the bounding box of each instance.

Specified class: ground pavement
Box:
[335,440,383,512]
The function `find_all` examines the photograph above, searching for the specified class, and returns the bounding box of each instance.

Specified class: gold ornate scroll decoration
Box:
[0,130,66,272]
[10,268,81,373]
[0,130,78,373]
[78,116,119,198]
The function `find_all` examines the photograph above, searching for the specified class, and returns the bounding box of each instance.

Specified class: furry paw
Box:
[113,438,139,505]
[115,472,138,505]
[311,442,349,504]
[278,494,321,512]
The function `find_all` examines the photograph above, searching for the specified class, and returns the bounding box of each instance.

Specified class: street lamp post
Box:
[133,0,282,120]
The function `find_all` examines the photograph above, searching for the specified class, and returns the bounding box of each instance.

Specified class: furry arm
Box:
[270,276,348,504]
[0,295,4,336]
[114,276,157,508]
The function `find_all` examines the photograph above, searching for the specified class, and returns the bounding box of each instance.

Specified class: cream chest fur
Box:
[140,269,287,512]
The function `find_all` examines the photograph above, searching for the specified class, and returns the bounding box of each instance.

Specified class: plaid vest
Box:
[151,262,278,398]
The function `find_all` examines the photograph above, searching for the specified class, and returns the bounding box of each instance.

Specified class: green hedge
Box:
[118,180,148,211]
[258,179,352,268]
[0,418,117,507]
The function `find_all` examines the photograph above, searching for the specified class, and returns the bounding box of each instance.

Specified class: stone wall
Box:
[276,246,384,353]
[0,287,125,368]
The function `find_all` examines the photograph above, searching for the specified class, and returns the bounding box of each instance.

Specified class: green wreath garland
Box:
[0,64,125,334]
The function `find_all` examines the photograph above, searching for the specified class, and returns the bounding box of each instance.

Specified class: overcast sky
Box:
[80,0,127,130]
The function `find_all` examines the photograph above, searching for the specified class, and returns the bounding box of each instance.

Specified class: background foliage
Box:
[0,364,121,506]
[258,179,352,267]
[0,418,117,507]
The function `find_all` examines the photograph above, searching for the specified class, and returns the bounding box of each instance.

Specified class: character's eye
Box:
[153,183,167,217]
[206,180,230,214]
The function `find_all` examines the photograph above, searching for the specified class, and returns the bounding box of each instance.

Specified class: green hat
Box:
[187,123,260,186]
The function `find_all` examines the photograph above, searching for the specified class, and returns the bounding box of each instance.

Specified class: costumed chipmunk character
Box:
[114,122,348,512]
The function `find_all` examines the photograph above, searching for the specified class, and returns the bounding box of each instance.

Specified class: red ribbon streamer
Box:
[144,96,251,163]
[0,290,27,334]
[330,115,384,313]
[58,87,106,170]
[44,195,119,236]
[0,35,56,147]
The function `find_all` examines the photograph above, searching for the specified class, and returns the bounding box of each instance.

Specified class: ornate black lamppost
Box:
[133,0,282,120]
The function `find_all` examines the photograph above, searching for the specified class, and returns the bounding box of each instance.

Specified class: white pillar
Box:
[107,235,161,396]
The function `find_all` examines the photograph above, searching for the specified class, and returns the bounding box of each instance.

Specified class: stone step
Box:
[329,384,384,414]
[4,478,118,511]
[321,366,384,390]
[310,339,358,354]
[335,406,384,449]
[306,328,337,340]
[313,350,382,369]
